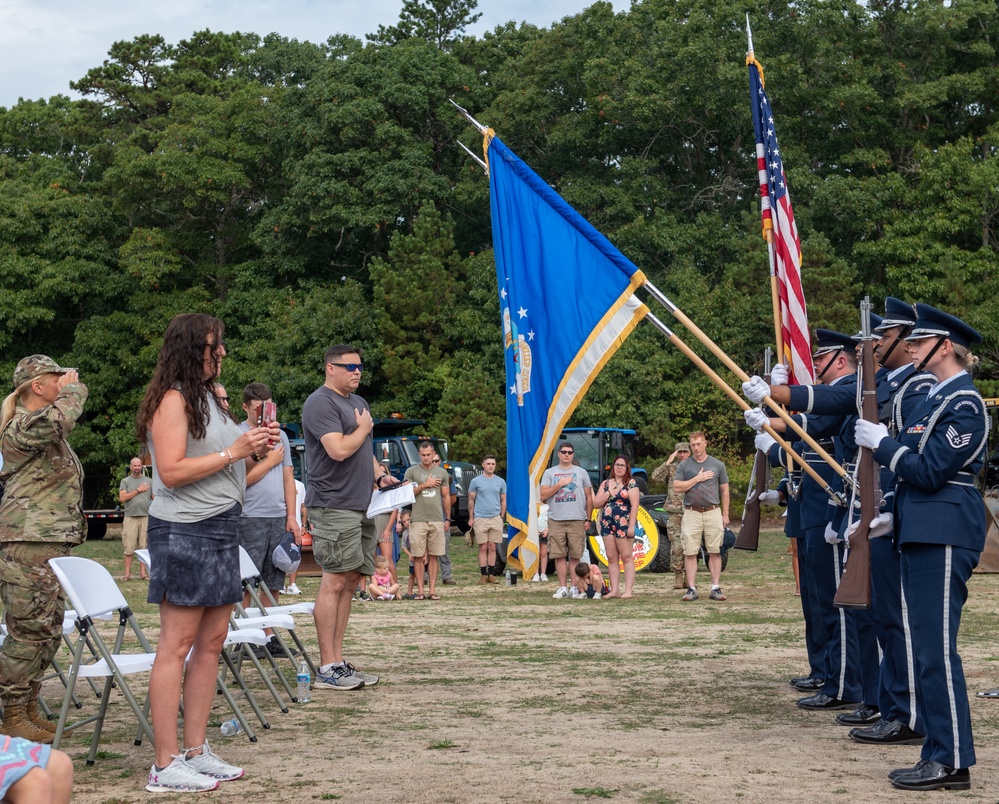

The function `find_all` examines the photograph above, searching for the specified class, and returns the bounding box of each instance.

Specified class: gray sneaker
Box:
[344,661,379,686]
[682,588,699,601]
[314,664,365,690]
[709,588,727,601]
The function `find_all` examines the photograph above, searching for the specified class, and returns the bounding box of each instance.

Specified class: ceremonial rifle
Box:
[834,298,879,609]
[735,347,774,551]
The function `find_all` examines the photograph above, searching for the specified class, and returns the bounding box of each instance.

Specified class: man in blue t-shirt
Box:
[468,456,507,584]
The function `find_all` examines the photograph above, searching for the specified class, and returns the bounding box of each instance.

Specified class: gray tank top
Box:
[148,395,246,523]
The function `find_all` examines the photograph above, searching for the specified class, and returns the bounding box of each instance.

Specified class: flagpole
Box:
[645,313,844,503]
[642,280,855,491]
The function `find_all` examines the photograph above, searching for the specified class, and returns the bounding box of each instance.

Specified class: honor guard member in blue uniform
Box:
[855,304,988,792]
[745,329,862,710]
[745,300,935,741]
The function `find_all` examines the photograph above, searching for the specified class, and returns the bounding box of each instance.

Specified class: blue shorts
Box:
[0,735,50,798]
[148,504,243,607]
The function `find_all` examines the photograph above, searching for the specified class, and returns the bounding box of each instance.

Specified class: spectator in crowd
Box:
[119,457,152,581]
[572,561,609,599]
[468,455,507,585]
[0,734,73,803]
[540,443,593,599]
[673,431,730,602]
[302,344,394,690]
[403,443,451,600]
[138,313,277,792]
[592,455,640,599]
[283,477,307,595]
[0,356,87,744]
[367,556,400,600]
[433,453,458,586]
[238,383,300,654]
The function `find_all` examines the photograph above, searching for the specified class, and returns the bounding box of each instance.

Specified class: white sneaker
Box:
[531,573,541,583]
[569,587,583,599]
[594,592,602,599]
[540,574,549,582]
[287,583,302,595]
[146,755,220,793]
[552,587,570,599]
[184,741,244,782]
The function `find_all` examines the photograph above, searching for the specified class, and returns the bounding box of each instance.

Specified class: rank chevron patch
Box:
[945,425,972,449]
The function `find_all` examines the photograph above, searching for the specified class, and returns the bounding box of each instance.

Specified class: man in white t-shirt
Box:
[540,444,593,599]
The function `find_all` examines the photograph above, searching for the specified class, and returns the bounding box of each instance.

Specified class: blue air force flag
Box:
[486,133,648,577]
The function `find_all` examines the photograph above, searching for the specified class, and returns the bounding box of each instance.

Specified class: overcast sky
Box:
[0,0,631,109]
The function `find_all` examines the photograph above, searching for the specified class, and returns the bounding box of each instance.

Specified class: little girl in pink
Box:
[368,556,401,600]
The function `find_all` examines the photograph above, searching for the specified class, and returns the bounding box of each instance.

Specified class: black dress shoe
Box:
[789,674,817,687]
[888,758,930,781]
[850,719,925,745]
[797,693,858,710]
[836,704,880,726]
[793,677,824,691]
[890,760,970,791]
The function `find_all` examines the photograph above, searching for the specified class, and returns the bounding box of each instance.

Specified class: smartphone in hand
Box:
[262,401,277,425]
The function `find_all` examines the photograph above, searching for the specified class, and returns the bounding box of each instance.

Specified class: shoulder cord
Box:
[916,389,990,470]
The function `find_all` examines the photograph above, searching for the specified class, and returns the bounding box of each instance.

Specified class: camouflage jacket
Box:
[0,383,87,544]
[663,464,685,515]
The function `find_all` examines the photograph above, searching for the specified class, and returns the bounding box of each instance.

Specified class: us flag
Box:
[747,56,814,385]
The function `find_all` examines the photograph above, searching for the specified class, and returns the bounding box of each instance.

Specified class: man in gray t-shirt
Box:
[540,444,593,599]
[301,345,397,691]
[237,383,298,639]
[673,431,730,601]
[119,458,152,580]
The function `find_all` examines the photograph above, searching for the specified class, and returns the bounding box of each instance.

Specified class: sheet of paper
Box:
[366,482,416,518]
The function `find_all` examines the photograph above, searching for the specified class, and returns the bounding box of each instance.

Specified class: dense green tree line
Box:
[0,0,996,502]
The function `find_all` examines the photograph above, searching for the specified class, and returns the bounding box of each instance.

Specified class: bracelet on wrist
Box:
[251,452,262,462]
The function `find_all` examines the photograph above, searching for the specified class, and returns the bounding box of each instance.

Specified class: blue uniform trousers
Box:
[853,607,881,707]
[804,524,862,702]
[796,535,825,680]
[870,536,921,731]
[902,543,977,769]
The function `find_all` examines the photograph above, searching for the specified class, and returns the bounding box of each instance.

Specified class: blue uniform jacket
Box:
[873,372,988,550]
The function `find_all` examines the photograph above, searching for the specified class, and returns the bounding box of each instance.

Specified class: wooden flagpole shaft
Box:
[643,282,854,491]
[646,313,844,503]
[766,232,786,363]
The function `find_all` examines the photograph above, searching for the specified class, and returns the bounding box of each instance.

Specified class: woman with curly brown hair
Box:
[137,313,278,794]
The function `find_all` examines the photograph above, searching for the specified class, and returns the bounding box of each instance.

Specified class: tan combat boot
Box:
[27,700,57,734]
[478,575,488,585]
[673,570,686,590]
[2,704,55,744]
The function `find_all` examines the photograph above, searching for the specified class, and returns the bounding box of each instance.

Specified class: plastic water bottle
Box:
[297,660,311,703]
[505,569,511,586]
[220,718,242,737]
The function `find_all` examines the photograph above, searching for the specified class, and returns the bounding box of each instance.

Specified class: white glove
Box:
[824,523,843,545]
[855,419,889,450]
[770,363,789,386]
[754,432,776,453]
[758,490,780,505]
[742,375,771,405]
[869,512,894,539]
[744,407,769,432]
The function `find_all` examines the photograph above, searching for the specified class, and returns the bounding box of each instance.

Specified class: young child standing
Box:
[368,555,401,600]
[573,562,609,599]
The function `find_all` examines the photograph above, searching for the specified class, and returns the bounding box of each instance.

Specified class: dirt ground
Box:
[57,532,999,803]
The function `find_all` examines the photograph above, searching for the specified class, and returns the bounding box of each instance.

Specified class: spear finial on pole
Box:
[449,99,488,134]
[746,13,755,58]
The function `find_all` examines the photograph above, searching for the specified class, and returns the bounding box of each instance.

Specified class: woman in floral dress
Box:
[593,456,640,598]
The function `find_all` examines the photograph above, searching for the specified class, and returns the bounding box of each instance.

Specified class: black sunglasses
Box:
[559,449,574,454]
[329,362,364,372]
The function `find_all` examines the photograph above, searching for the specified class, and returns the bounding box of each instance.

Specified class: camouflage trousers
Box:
[667,514,684,573]
[0,542,70,705]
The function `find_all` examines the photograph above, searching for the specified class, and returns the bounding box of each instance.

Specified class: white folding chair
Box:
[47,557,157,764]
[134,548,283,732]
[236,546,318,693]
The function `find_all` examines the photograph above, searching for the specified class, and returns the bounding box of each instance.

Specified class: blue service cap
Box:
[905,303,982,348]
[813,329,858,357]
[874,297,917,333]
